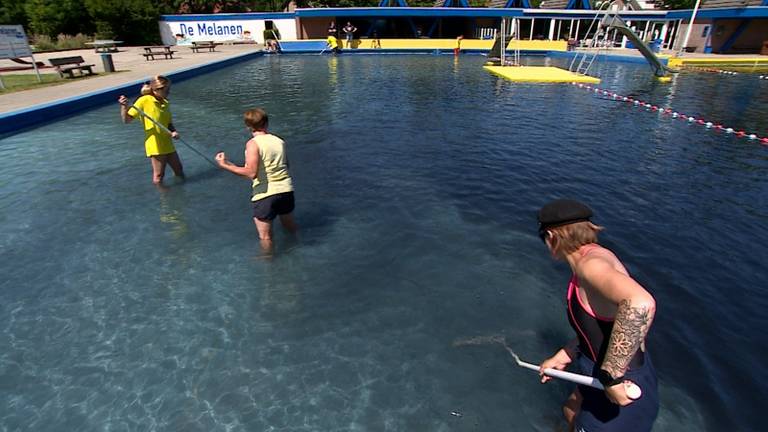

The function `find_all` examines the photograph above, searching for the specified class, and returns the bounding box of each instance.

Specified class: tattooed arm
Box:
[602,299,654,378]
[579,255,656,405]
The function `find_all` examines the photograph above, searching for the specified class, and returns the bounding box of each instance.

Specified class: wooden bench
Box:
[191,41,218,53]
[141,46,177,60]
[49,56,95,78]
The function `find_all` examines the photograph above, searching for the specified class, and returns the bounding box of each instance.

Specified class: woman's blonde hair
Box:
[244,108,269,131]
[140,75,171,96]
[547,221,604,256]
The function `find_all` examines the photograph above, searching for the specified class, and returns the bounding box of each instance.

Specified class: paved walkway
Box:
[0,43,263,114]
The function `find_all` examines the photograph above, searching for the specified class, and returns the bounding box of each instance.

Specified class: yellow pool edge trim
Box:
[667,56,768,68]
[483,66,601,83]
[308,38,567,52]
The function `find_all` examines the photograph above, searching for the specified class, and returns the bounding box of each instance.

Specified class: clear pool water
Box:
[1,54,767,431]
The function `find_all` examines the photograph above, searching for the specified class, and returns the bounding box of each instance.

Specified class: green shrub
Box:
[31,34,57,52]
[31,33,93,51]
[56,33,90,50]
[94,21,115,40]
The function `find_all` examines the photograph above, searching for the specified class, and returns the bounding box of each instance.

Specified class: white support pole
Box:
[548,19,556,41]
[668,20,677,50]
[659,21,669,48]
[530,18,535,40]
[669,20,680,49]
[622,20,631,48]
[643,20,651,41]
[678,0,702,55]
[501,17,506,66]
[557,20,563,40]
[575,19,581,41]
[515,18,520,65]
[30,53,42,83]
[569,19,574,39]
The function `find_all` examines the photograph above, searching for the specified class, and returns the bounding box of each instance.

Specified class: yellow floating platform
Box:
[483,66,601,83]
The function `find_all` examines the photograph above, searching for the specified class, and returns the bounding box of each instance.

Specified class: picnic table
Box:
[190,41,218,53]
[141,46,177,60]
[85,40,123,53]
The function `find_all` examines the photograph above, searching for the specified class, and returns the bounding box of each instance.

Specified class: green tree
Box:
[84,0,161,43]
[655,0,695,9]
[0,0,29,27]
[25,0,91,37]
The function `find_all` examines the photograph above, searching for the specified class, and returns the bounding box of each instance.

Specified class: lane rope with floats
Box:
[571,83,768,145]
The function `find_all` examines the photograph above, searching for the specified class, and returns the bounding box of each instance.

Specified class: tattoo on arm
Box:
[602,299,652,377]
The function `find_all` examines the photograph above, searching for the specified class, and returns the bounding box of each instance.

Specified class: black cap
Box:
[537,199,593,229]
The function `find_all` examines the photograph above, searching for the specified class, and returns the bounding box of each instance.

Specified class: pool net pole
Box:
[129,104,218,168]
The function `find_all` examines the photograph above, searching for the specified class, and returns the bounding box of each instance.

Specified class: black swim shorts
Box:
[252,192,295,221]
[574,352,659,432]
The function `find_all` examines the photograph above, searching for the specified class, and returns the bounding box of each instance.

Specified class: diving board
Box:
[484,66,600,83]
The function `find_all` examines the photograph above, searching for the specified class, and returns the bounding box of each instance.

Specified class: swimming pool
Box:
[1,54,766,431]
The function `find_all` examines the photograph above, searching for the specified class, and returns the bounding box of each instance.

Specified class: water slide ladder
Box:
[569,1,616,76]
[569,0,674,78]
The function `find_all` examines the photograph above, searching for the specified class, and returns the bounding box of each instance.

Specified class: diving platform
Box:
[484,66,600,83]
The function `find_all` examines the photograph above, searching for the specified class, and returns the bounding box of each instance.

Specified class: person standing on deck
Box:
[215,108,297,252]
[342,22,357,48]
[537,199,659,432]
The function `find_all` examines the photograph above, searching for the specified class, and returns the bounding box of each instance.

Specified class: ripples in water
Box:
[0,54,766,431]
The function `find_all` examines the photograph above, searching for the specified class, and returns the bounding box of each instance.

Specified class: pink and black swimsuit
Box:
[565,245,658,432]
[567,272,644,370]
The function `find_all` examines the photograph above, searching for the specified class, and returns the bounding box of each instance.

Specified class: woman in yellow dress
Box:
[118,75,185,184]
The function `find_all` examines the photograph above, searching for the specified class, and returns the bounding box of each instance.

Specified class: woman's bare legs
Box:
[563,388,582,432]
[278,213,298,233]
[166,151,185,178]
[254,217,274,253]
[150,155,168,184]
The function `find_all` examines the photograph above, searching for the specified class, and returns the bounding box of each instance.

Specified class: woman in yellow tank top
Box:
[215,108,297,252]
[118,75,185,185]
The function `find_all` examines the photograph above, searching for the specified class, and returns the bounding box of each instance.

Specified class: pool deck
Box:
[0,43,263,115]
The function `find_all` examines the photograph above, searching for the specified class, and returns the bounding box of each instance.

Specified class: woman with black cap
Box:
[537,199,658,432]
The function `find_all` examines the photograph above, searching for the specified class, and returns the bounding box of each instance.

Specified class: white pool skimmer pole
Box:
[503,345,642,400]
[128,103,218,168]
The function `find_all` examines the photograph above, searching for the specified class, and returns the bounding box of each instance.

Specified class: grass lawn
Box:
[0,72,109,93]
[0,73,65,93]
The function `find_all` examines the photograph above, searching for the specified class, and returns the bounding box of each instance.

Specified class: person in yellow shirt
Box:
[326,35,340,54]
[118,75,185,185]
[215,108,297,252]
[454,35,464,56]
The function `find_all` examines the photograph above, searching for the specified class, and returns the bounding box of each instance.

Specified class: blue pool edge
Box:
[0,50,265,137]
